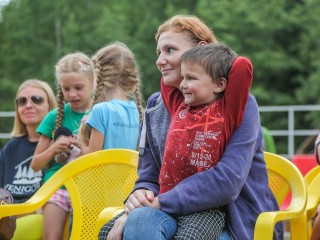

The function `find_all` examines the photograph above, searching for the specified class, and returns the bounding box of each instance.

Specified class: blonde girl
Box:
[80,42,143,154]
[31,52,95,239]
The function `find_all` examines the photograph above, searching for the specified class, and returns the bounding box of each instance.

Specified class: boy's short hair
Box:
[181,43,237,80]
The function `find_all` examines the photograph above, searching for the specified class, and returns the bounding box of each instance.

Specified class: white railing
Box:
[1,105,320,158]
[259,105,320,159]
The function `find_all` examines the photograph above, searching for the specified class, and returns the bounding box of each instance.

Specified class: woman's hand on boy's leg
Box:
[125,189,155,213]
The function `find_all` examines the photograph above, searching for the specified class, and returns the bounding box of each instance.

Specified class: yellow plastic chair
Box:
[95,206,126,236]
[97,151,308,239]
[305,165,320,186]
[0,149,138,240]
[254,152,307,240]
[290,165,320,239]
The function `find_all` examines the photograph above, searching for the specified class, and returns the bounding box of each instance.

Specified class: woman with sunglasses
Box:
[0,79,56,239]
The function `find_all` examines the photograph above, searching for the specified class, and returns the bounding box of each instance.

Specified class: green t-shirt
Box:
[37,103,87,184]
[262,126,277,153]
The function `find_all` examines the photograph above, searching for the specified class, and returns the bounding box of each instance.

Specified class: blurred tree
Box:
[295,0,320,104]
[0,0,320,151]
[197,0,303,106]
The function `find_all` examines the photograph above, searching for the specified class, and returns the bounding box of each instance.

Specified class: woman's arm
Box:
[158,94,260,215]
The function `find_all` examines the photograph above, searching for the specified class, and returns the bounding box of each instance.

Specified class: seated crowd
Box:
[1,14,320,240]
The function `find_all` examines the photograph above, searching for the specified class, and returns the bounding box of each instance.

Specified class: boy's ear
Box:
[214,77,227,93]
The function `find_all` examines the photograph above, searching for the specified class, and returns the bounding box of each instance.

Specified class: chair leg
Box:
[290,214,308,240]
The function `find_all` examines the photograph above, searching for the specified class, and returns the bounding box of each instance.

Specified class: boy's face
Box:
[180,62,221,107]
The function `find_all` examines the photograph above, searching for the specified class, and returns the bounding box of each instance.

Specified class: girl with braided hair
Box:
[31,52,95,239]
[79,41,143,154]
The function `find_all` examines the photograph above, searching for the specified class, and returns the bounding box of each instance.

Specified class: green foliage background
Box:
[1,0,320,153]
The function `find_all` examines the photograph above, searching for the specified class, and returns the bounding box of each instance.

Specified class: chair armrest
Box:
[0,173,64,218]
[0,190,52,218]
[254,209,304,240]
[95,206,124,237]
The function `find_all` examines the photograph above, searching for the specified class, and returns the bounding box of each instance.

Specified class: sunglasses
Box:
[16,96,45,107]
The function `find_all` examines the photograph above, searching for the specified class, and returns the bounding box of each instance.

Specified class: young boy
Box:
[159,42,253,238]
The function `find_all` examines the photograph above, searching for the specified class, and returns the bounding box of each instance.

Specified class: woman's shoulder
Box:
[1,138,17,153]
[147,92,162,107]
[1,136,30,153]
[6,135,28,144]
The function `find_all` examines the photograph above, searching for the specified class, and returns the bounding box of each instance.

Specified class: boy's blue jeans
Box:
[124,207,176,240]
[123,207,231,240]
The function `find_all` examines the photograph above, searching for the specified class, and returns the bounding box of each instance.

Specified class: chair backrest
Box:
[266,152,290,206]
[279,154,317,210]
[303,165,320,237]
[304,165,320,186]
[265,152,306,210]
[55,149,138,240]
[305,166,320,228]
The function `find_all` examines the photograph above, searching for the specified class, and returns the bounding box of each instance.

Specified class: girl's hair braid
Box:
[54,86,65,133]
[54,52,94,133]
[134,81,144,121]
[91,60,104,107]
[92,41,144,119]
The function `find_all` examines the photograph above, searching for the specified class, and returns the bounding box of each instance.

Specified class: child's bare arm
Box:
[31,135,77,171]
[86,128,104,154]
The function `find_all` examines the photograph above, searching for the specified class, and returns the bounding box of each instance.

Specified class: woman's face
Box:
[16,86,50,128]
[156,31,196,88]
